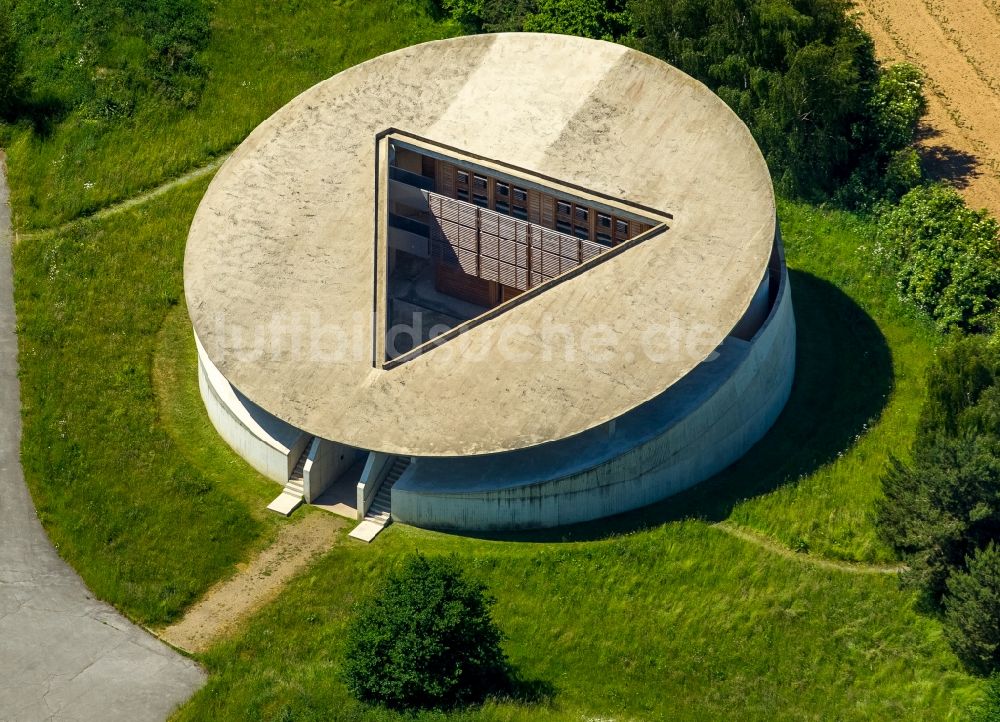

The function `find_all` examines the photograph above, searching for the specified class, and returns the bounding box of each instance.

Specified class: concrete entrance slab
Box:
[266,490,304,516]
[0,155,205,721]
[348,520,390,543]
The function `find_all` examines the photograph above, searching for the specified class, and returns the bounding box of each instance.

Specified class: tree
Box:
[945,544,1000,675]
[875,184,1000,332]
[343,553,510,709]
[877,335,1000,602]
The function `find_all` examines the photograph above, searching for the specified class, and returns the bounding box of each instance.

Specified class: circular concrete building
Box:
[184,33,795,534]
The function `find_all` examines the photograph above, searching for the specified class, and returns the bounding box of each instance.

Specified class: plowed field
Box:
[854,0,1000,217]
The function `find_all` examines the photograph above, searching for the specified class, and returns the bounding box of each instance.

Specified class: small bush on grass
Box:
[343,553,511,710]
[871,63,926,156]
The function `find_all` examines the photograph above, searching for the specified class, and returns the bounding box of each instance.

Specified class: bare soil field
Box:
[854,0,1000,218]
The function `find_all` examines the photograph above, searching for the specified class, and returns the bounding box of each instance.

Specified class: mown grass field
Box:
[5,0,987,717]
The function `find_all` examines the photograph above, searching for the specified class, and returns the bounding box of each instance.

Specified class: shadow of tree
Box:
[5,92,71,138]
[915,124,982,190]
[501,670,557,706]
[455,270,895,544]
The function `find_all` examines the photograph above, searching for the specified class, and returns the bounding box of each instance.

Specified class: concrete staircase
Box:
[266,439,312,516]
[349,456,409,542]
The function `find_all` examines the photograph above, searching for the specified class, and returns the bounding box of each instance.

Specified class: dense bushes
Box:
[875,184,1000,332]
[343,554,511,709]
[870,63,926,155]
[968,675,1000,722]
[443,0,631,38]
[878,335,1000,672]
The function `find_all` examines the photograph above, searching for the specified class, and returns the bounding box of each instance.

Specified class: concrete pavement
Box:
[0,155,205,721]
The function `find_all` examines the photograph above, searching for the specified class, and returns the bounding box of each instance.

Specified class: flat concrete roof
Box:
[184,33,776,456]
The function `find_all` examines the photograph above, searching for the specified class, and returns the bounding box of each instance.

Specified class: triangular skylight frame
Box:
[373,129,674,369]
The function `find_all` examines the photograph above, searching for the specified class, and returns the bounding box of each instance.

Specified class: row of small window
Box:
[455,168,636,247]
[455,171,529,220]
[555,200,630,246]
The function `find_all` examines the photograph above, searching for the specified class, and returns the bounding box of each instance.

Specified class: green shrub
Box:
[918,333,1000,439]
[443,0,630,37]
[343,553,511,709]
[881,147,924,201]
[875,184,1000,332]
[946,544,1000,675]
[871,62,926,154]
[522,0,631,39]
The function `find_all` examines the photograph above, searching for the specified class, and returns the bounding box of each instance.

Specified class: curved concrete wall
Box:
[390,258,795,531]
[196,333,308,484]
[194,232,795,530]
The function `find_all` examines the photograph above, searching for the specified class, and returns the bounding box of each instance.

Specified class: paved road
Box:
[0,156,205,721]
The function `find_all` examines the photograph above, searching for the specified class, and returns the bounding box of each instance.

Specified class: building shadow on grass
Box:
[457,269,894,543]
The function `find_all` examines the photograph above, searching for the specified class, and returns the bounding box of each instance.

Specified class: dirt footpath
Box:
[854,0,1000,217]
[158,512,345,653]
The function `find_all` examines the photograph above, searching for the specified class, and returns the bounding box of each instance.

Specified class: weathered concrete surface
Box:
[185,33,778,457]
[0,155,205,721]
[392,262,795,530]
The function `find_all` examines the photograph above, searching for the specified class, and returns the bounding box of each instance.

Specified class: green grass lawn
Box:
[171,523,975,721]
[5,0,457,231]
[729,201,939,563]
[12,178,277,624]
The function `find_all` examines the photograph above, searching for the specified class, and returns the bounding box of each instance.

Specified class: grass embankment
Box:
[729,200,938,562]
[13,179,274,624]
[5,0,456,231]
